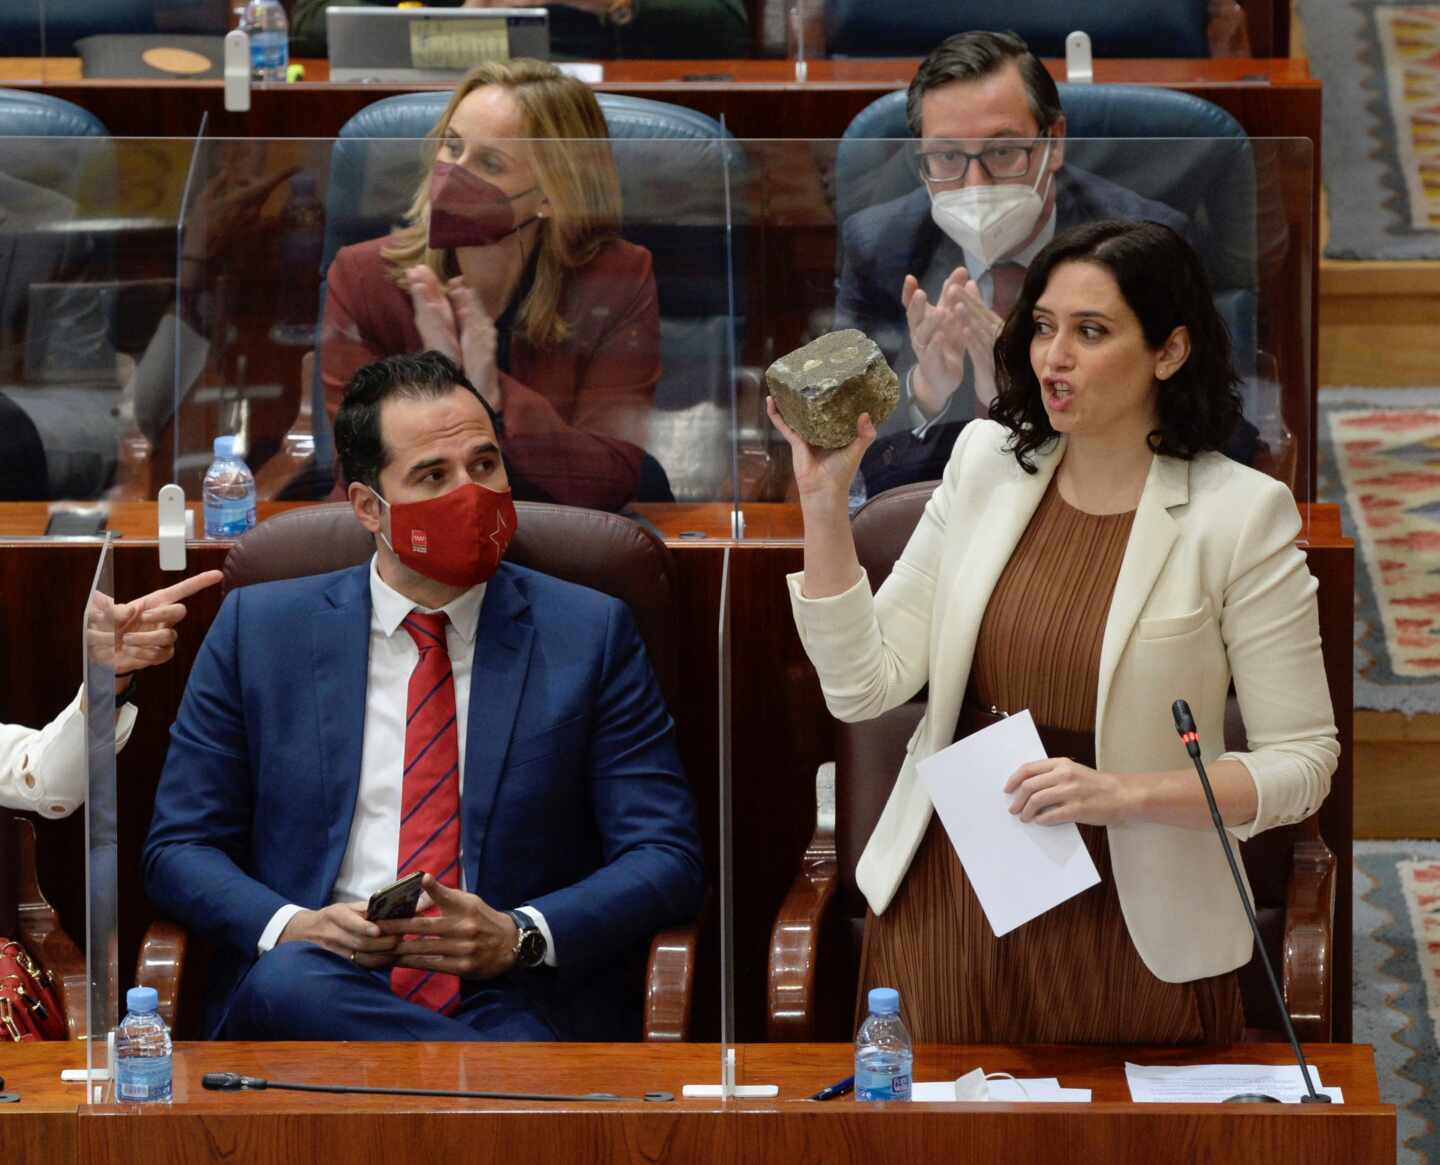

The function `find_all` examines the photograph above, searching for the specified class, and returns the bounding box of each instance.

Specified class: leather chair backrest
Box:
[222,502,679,706]
[0,88,112,201]
[836,83,1257,373]
[311,92,740,499]
[824,0,1209,59]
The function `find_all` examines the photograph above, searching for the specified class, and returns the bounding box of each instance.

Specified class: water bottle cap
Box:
[867,987,899,1015]
[213,435,236,458]
[126,986,159,1013]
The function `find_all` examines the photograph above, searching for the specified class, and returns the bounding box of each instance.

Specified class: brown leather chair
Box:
[136,501,701,1041]
[767,481,1337,1043]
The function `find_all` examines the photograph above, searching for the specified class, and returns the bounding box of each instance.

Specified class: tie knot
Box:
[402,609,449,651]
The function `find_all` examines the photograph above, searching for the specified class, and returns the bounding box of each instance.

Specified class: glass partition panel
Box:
[733,136,1315,541]
[174,135,740,538]
[23,0,230,83]
[82,536,116,1094]
[0,134,196,507]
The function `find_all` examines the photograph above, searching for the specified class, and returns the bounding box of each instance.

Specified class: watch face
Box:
[517,927,546,967]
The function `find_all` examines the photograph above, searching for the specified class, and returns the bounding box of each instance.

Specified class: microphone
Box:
[1171,699,1330,1104]
[201,1073,673,1103]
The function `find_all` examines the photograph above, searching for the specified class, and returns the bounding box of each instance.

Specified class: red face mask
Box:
[375,482,518,588]
[427,162,538,251]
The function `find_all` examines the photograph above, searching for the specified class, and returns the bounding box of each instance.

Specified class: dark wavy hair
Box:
[989,219,1241,473]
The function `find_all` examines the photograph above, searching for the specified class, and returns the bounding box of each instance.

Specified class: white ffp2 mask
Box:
[928,140,1053,268]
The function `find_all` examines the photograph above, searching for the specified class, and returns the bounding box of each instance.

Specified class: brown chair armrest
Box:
[13,818,87,1040]
[767,762,839,1042]
[1282,833,1336,1042]
[135,920,188,1032]
[643,919,699,1042]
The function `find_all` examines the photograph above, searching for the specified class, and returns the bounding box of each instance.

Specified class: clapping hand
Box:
[903,267,1005,417]
[405,266,501,412]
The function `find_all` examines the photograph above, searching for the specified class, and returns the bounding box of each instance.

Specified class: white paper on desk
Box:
[916,710,1100,937]
[912,1077,1092,1102]
[1125,1062,1344,1104]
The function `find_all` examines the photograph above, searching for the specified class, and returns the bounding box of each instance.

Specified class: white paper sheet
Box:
[1124,1062,1344,1104]
[916,710,1100,937]
[911,1077,1092,1102]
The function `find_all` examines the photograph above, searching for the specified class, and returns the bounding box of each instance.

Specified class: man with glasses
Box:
[836,31,1192,493]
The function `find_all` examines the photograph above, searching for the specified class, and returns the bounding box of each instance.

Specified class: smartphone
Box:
[366,871,424,922]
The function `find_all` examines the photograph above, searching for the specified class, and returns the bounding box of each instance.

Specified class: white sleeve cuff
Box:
[516,905,558,968]
[8,687,88,819]
[258,904,306,955]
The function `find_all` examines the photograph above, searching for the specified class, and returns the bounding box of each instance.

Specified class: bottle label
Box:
[856,1067,912,1102]
[205,498,255,538]
[250,30,288,73]
[115,1055,172,1102]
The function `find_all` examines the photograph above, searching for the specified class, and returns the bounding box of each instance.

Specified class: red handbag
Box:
[0,939,67,1042]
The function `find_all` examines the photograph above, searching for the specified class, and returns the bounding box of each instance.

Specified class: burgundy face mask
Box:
[427,162,538,251]
[375,482,518,589]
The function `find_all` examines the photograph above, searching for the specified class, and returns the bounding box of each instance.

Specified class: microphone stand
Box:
[202,1073,673,1103]
[1171,699,1330,1104]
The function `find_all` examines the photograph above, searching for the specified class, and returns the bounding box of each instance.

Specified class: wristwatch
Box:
[505,909,547,969]
[116,673,138,708]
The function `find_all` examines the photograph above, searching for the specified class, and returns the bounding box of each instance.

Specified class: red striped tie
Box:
[390,609,462,1016]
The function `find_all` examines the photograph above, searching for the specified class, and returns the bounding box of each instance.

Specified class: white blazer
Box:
[788,421,1339,983]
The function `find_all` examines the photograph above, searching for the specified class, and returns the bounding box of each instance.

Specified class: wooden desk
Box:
[0,501,1353,1043]
[0,1040,1395,1164]
[0,58,1317,142]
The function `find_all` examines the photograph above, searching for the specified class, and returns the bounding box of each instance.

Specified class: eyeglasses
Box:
[914,135,1048,183]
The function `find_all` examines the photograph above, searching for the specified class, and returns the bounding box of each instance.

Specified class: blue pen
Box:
[808,1075,854,1101]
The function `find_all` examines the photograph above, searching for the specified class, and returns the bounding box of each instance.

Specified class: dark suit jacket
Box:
[322,235,659,512]
[142,560,705,1041]
[835,164,1196,435]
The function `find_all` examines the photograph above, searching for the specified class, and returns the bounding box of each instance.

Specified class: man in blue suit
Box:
[836,32,1196,495]
[143,350,704,1042]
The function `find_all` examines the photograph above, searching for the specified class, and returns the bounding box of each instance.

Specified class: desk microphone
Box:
[201,1072,672,1103]
[1171,699,1330,1105]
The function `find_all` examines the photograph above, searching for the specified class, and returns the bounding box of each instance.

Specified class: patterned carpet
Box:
[1355,841,1440,1163]
[1297,0,1440,258]
[1317,387,1440,713]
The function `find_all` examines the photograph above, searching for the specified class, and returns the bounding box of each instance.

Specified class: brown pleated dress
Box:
[857,480,1245,1044]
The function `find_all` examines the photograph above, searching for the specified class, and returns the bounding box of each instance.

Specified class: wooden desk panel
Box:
[0,58,1317,142]
[0,502,1352,1043]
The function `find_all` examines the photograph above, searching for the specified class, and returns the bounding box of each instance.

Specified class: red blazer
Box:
[322,235,660,510]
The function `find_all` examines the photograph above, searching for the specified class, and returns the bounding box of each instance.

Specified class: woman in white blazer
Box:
[771,220,1338,1044]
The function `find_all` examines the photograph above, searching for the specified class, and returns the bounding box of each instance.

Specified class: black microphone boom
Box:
[1170,698,1331,1105]
[201,1073,673,1103]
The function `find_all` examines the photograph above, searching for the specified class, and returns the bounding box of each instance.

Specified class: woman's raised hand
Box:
[405,265,462,364]
[766,396,877,510]
[445,278,501,413]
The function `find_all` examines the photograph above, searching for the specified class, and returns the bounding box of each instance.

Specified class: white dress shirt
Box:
[0,686,138,818]
[257,556,556,965]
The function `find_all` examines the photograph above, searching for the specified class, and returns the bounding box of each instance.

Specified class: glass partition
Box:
[82,536,117,1095]
[0,134,196,508]
[731,136,1316,542]
[173,134,740,532]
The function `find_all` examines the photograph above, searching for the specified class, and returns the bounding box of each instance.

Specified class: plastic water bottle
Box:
[855,987,912,1102]
[203,435,257,538]
[114,986,172,1103]
[241,0,288,82]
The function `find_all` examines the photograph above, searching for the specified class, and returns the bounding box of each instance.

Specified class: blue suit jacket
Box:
[142,560,705,1041]
[835,165,1196,436]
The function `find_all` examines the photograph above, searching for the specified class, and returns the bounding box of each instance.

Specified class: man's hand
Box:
[405,265,463,364]
[951,278,1004,412]
[902,271,970,420]
[277,902,400,962]
[370,875,519,980]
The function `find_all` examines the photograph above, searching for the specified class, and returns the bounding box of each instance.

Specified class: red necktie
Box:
[991,262,1026,321]
[390,609,463,1015]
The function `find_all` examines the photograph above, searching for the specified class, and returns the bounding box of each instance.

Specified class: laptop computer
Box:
[327,7,551,83]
